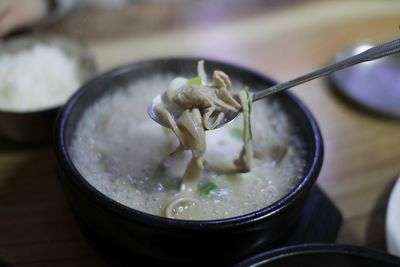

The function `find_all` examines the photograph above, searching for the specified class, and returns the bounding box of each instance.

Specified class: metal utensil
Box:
[148,39,400,129]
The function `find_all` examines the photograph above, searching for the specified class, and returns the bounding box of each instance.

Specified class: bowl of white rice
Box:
[0,34,96,143]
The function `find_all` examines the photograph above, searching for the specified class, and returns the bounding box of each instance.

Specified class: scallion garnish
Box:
[198,181,219,196]
[187,76,202,86]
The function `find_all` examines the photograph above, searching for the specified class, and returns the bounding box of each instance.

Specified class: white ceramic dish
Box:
[386,176,400,256]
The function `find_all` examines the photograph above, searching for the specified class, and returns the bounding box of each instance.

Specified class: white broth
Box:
[70,74,307,220]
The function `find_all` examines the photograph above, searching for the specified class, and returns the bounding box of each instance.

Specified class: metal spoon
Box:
[148,39,400,129]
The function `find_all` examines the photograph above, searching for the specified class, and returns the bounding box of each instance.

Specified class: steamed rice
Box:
[0,43,80,111]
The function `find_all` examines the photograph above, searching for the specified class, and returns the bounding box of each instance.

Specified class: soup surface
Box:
[70,74,307,220]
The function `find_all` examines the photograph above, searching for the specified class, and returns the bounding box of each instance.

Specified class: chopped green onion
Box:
[187,76,202,86]
[153,161,167,178]
[163,127,172,134]
[231,127,243,139]
[163,177,180,190]
[244,86,253,140]
[197,60,207,85]
[198,181,219,196]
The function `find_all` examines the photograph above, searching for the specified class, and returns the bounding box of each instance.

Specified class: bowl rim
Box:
[54,56,323,231]
[233,243,400,266]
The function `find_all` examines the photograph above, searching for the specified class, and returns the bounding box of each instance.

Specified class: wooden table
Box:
[1,0,399,266]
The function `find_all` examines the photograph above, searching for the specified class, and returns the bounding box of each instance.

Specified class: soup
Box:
[69,72,307,220]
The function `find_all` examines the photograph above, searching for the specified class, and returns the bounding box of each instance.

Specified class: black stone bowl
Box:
[54,57,323,266]
[234,244,400,267]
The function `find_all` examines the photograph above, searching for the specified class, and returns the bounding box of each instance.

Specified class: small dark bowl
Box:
[0,34,96,143]
[54,57,323,265]
[234,243,400,267]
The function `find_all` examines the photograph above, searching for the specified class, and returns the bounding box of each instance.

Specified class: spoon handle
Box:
[252,39,400,101]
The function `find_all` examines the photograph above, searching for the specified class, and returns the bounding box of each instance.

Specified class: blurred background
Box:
[0,0,399,266]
